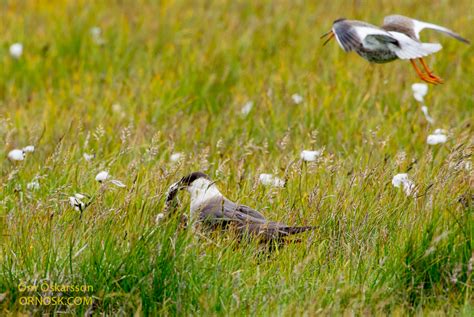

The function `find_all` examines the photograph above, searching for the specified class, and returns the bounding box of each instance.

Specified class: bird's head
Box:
[321,18,345,46]
[165,171,215,203]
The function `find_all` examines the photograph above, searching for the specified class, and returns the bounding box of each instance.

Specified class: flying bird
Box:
[165,172,315,243]
[322,15,469,84]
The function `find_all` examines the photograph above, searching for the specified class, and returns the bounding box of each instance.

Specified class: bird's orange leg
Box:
[419,58,444,84]
[410,60,439,85]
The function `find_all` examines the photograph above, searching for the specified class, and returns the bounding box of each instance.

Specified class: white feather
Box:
[387,32,442,59]
[413,19,452,39]
[187,178,223,214]
[353,26,391,39]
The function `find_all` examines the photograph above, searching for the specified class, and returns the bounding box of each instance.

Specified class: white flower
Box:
[155,213,165,223]
[69,196,86,212]
[90,27,105,45]
[90,27,101,37]
[95,170,126,188]
[465,161,472,171]
[69,193,89,211]
[95,171,109,182]
[427,129,447,145]
[421,106,434,124]
[27,180,40,190]
[83,153,94,161]
[22,145,35,153]
[9,43,23,58]
[7,149,25,161]
[392,173,416,196]
[112,103,122,112]
[240,101,253,116]
[291,93,303,105]
[170,152,184,162]
[427,134,447,145]
[412,83,428,102]
[74,193,86,199]
[300,150,322,162]
[110,179,126,188]
[259,174,285,187]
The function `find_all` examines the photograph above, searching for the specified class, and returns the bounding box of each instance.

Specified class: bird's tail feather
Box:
[421,43,443,54]
[278,226,316,236]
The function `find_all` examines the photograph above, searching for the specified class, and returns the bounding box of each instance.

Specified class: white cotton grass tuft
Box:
[95,171,126,188]
[291,93,303,105]
[111,103,126,118]
[465,161,472,171]
[22,145,35,153]
[427,129,448,145]
[300,150,322,162]
[7,149,25,161]
[74,193,86,200]
[83,153,94,161]
[412,83,428,103]
[240,101,253,116]
[170,152,184,163]
[9,43,23,59]
[90,27,105,45]
[421,106,434,124]
[95,171,109,182]
[27,179,40,190]
[427,134,447,145]
[69,193,87,212]
[7,145,35,161]
[155,213,165,224]
[110,179,126,188]
[392,173,416,196]
[259,174,285,188]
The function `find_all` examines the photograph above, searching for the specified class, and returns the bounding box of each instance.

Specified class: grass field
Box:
[1,0,473,315]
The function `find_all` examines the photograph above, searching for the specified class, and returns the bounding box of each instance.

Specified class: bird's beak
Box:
[165,181,185,203]
[321,30,335,46]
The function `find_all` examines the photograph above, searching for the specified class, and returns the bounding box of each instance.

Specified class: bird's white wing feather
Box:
[412,19,470,44]
[353,26,392,39]
[387,31,442,59]
[333,24,393,52]
[384,15,469,44]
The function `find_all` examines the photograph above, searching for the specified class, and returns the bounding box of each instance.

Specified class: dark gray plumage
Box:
[165,172,315,243]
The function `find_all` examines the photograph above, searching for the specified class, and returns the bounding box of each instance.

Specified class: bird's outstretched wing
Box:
[383,15,470,44]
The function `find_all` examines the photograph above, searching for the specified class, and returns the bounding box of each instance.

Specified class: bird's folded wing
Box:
[387,31,442,59]
[332,24,361,52]
[334,23,394,52]
[198,198,267,224]
[235,204,267,220]
[222,199,267,220]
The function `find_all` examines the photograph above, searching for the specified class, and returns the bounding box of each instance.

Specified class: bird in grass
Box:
[165,172,315,243]
[322,15,469,84]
